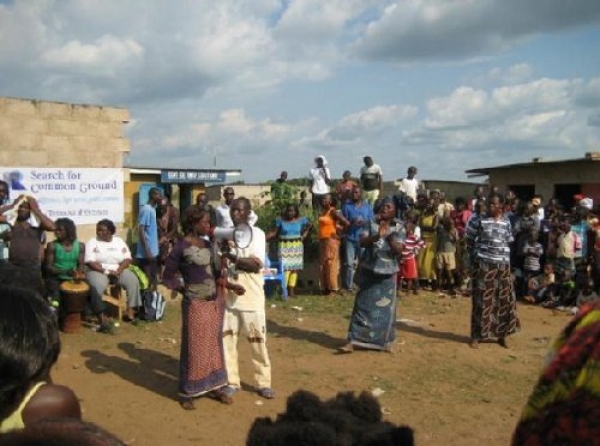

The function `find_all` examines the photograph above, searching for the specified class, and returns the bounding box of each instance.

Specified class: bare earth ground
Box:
[54,288,570,446]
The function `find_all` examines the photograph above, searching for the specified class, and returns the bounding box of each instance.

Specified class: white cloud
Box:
[351,0,600,62]
[403,75,599,172]
[487,63,533,85]
[41,35,144,75]
[329,105,417,140]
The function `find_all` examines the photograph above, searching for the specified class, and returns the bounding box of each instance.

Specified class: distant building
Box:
[466,152,600,209]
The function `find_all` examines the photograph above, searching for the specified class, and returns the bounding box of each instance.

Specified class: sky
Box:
[1,0,600,184]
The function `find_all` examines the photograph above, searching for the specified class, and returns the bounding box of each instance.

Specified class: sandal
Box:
[336,344,354,354]
[257,387,276,399]
[179,399,196,410]
[208,388,234,405]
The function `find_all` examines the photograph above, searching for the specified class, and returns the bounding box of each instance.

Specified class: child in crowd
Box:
[436,217,458,296]
[576,278,600,308]
[522,230,543,297]
[555,220,579,281]
[524,262,555,304]
[399,220,425,296]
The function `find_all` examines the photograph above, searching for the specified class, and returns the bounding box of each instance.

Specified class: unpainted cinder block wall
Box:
[0,96,131,242]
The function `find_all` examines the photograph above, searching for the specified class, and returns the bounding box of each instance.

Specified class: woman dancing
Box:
[162,206,235,409]
[338,196,403,353]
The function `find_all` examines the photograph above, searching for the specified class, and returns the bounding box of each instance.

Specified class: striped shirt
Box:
[522,241,543,272]
[465,216,513,265]
[401,234,425,261]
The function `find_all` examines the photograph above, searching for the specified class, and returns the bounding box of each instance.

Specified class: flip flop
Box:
[336,344,354,354]
[208,388,234,405]
[257,387,276,399]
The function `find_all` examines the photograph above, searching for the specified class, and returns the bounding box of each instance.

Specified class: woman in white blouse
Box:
[85,219,141,332]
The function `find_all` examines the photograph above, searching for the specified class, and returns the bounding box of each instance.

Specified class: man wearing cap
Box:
[359,156,383,207]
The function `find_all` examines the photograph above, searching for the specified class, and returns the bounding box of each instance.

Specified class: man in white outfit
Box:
[308,155,331,212]
[220,197,275,400]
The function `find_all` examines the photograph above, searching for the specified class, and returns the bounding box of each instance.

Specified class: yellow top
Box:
[0,381,46,433]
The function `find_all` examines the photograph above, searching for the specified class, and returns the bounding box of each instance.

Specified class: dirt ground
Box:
[53,287,571,446]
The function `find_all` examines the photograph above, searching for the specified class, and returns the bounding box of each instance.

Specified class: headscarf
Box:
[512,302,600,445]
[315,155,328,167]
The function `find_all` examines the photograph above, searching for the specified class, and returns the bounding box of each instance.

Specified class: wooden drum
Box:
[59,280,90,333]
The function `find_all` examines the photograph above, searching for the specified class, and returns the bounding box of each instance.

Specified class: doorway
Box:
[554,184,581,211]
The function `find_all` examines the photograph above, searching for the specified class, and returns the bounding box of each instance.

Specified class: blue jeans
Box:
[342,238,363,289]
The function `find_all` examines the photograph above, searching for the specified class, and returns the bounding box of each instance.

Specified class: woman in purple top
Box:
[162,206,233,409]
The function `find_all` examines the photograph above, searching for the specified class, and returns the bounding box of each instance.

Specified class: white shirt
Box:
[85,236,132,272]
[215,203,258,228]
[309,167,331,195]
[399,178,419,201]
[224,226,266,312]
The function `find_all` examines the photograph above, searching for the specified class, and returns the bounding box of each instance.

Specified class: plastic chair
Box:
[263,255,288,301]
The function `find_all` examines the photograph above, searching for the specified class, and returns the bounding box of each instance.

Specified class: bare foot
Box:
[498,338,508,348]
[179,399,196,410]
[469,339,479,349]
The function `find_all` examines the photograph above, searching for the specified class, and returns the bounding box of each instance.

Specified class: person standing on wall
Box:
[359,156,383,207]
[136,187,162,287]
[398,166,420,203]
[308,155,331,213]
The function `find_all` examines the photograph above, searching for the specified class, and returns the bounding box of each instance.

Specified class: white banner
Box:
[0,168,124,225]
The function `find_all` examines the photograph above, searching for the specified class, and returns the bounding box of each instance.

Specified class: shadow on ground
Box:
[268,320,342,350]
[81,342,179,400]
[397,322,470,344]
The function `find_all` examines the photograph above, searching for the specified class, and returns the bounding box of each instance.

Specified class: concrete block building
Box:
[466,152,600,210]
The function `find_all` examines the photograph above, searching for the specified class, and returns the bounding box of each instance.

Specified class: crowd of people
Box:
[2,155,600,444]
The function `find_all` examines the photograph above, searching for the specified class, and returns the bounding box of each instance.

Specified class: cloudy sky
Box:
[1,0,600,184]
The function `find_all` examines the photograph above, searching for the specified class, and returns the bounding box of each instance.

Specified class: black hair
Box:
[54,218,77,243]
[148,187,162,197]
[234,196,252,211]
[0,286,60,423]
[247,390,414,446]
[283,203,300,220]
[181,205,209,234]
[96,219,116,235]
[0,264,45,295]
[0,180,9,202]
[488,192,504,204]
